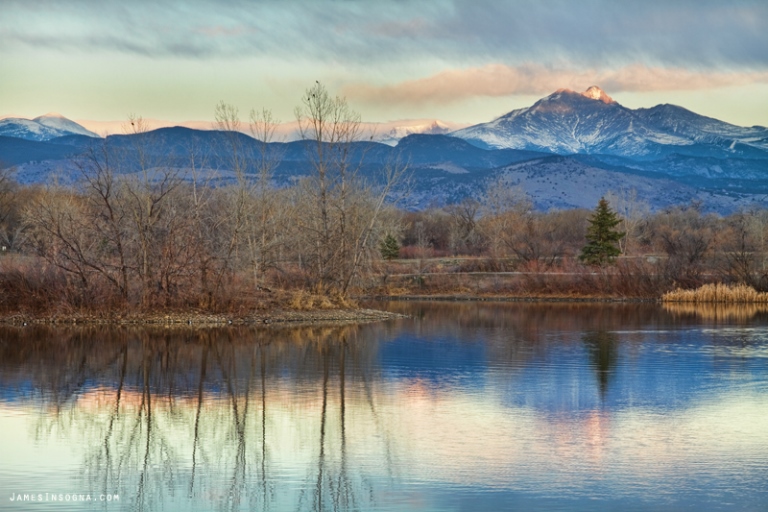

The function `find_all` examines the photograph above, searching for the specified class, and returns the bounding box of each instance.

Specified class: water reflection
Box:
[663,302,768,322]
[0,325,387,511]
[0,303,767,511]
[583,331,619,398]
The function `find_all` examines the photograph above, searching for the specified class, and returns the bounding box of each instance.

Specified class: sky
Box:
[2,0,768,135]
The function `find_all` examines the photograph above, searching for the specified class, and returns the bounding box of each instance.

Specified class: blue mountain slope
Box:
[395,134,549,168]
[0,136,83,166]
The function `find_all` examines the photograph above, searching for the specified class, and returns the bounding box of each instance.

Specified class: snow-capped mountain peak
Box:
[0,113,99,141]
[581,85,615,104]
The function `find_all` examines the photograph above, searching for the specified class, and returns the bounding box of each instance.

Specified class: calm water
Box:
[0,302,767,512]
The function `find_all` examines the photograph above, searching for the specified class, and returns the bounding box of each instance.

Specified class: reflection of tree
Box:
[259,344,270,508]
[313,345,329,512]
[189,341,207,498]
[0,324,390,511]
[298,336,376,512]
[582,330,619,399]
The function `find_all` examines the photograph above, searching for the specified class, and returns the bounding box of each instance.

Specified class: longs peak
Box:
[581,86,615,104]
[552,86,615,104]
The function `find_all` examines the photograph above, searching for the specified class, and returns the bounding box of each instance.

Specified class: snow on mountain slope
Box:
[0,114,99,141]
[0,118,52,140]
[634,104,768,146]
[33,113,100,138]
[452,86,768,158]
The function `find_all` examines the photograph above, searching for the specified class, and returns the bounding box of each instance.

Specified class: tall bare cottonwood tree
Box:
[294,82,405,294]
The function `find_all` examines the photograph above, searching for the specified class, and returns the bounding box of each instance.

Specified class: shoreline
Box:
[5,284,763,326]
[0,294,657,327]
[366,294,659,303]
[0,294,660,327]
[0,308,408,327]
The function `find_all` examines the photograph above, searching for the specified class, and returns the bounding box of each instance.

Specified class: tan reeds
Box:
[662,283,768,303]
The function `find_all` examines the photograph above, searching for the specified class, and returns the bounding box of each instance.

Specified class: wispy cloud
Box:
[343,64,768,105]
[2,0,767,68]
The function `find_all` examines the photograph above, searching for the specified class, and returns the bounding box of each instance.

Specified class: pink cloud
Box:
[342,64,768,105]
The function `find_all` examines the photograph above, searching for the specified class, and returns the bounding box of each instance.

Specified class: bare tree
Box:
[446,197,483,255]
[24,186,94,295]
[119,115,183,305]
[717,210,768,289]
[479,177,531,259]
[294,82,362,290]
[0,166,25,252]
[207,103,252,299]
[604,188,650,255]
[648,203,716,286]
[293,82,405,295]
[247,107,284,287]
[74,143,130,300]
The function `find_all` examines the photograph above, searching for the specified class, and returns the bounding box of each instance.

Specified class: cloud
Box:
[2,0,767,69]
[342,64,768,105]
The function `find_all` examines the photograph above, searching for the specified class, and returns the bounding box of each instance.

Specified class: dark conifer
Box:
[379,233,400,261]
[579,198,625,266]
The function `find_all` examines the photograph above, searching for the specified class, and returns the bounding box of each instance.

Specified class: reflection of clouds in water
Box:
[381,386,768,492]
[2,376,765,497]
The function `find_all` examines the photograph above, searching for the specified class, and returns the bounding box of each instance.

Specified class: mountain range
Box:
[454,86,768,159]
[1,88,767,213]
[0,113,99,141]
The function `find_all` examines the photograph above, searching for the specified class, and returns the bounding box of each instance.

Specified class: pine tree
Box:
[579,198,625,266]
[379,233,400,261]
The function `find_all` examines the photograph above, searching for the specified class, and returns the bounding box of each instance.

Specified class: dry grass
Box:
[284,289,357,311]
[287,290,336,310]
[662,283,768,303]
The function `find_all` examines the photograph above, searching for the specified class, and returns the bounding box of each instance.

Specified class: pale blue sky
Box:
[2,0,767,129]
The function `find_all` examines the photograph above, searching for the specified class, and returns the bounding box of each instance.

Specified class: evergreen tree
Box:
[579,198,625,266]
[379,233,400,261]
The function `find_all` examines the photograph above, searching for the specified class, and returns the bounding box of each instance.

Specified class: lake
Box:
[0,301,767,511]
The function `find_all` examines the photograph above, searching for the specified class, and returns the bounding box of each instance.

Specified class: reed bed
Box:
[662,283,768,303]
